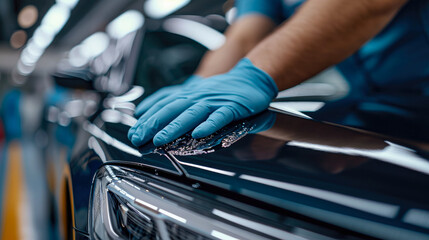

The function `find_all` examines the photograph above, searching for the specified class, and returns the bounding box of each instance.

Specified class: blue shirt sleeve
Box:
[235,0,284,24]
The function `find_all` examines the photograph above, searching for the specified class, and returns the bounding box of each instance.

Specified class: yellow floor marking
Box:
[1,142,27,240]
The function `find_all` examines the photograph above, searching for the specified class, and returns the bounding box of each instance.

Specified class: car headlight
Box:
[90,165,308,240]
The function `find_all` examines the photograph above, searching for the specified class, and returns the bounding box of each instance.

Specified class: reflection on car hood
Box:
[96,108,429,239]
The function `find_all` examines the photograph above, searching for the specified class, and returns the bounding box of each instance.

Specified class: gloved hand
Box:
[137,110,277,155]
[134,75,202,117]
[128,58,278,147]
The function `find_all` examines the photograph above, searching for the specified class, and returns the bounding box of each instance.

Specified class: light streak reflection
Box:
[163,18,225,50]
[211,230,240,240]
[159,209,187,223]
[177,161,235,176]
[212,209,306,240]
[287,140,429,175]
[106,10,145,39]
[144,0,190,19]
[239,174,399,218]
[83,121,142,157]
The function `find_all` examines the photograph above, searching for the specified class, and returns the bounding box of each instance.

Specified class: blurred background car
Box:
[1,0,429,240]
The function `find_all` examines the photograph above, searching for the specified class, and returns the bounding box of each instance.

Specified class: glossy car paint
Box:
[44,85,429,239]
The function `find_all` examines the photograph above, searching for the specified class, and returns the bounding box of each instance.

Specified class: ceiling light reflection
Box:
[177,161,235,176]
[25,40,44,57]
[47,106,59,123]
[68,46,88,67]
[101,109,137,127]
[135,198,158,212]
[109,182,136,202]
[56,0,79,8]
[121,114,137,127]
[106,86,144,103]
[277,82,337,98]
[147,182,194,201]
[16,61,35,76]
[287,141,429,175]
[58,111,71,126]
[159,209,187,223]
[41,4,70,34]
[111,102,136,111]
[88,137,107,162]
[144,0,190,19]
[403,209,429,229]
[269,102,312,119]
[20,48,41,65]
[225,7,237,24]
[210,230,240,240]
[16,1,78,76]
[212,209,305,240]
[80,32,110,59]
[106,10,144,39]
[240,174,399,218]
[64,100,85,117]
[270,101,325,112]
[68,32,109,67]
[163,18,225,50]
[101,109,122,123]
[84,121,142,157]
[32,27,55,49]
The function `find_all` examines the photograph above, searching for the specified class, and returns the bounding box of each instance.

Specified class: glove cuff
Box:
[233,58,279,99]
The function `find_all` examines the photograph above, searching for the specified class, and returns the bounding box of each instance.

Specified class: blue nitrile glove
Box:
[134,75,202,117]
[128,75,202,140]
[128,58,278,147]
[249,111,277,134]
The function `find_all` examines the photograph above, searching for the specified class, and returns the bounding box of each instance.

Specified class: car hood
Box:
[89,107,429,239]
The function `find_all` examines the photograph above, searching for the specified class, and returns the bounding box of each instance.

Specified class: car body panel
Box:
[51,100,429,239]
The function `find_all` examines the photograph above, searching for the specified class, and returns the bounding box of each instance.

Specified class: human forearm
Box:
[195,15,276,77]
[247,0,408,90]
[195,40,248,78]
